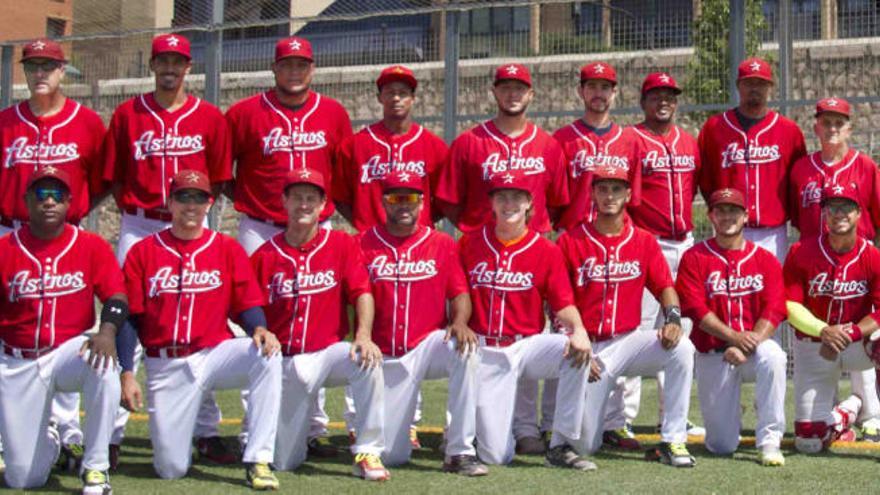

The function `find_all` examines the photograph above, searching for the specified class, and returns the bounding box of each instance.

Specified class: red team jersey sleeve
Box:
[435,131,469,206]
[644,235,675,298]
[757,249,788,326]
[122,239,147,316]
[204,104,234,184]
[675,248,712,324]
[445,239,469,299]
[225,236,266,317]
[541,242,575,312]
[88,233,126,301]
[331,133,357,206]
[782,241,807,304]
[341,233,371,305]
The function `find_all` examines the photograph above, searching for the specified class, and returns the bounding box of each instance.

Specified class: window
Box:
[46,18,66,38]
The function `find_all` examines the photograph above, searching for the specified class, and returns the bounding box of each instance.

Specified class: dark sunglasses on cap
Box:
[32,187,69,203]
[172,190,211,204]
[23,60,63,73]
[383,193,421,205]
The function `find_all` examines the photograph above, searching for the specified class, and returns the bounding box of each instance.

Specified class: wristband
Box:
[664,305,682,326]
[101,299,129,330]
[846,323,864,342]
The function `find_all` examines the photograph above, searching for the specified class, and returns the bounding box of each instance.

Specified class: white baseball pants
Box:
[696,339,787,454]
[274,342,385,471]
[0,336,119,488]
[144,338,281,479]
[476,334,589,465]
[382,330,478,465]
[794,338,876,424]
[572,330,694,454]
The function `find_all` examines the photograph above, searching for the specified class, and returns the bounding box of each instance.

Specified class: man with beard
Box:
[100,33,234,468]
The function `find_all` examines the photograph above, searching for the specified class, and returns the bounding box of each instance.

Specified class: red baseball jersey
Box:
[334,122,447,231]
[698,110,807,227]
[360,225,468,356]
[553,121,639,232]
[250,229,371,355]
[784,235,880,340]
[676,239,786,352]
[123,229,264,351]
[102,93,232,212]
[434,120,569,233]
[459,225,574,341]
[227,90,352,224]
[0,225,124,350]
[0,99,106,223]
[557,218,673,340]
[627,123,701,239]
[788,150,880,240]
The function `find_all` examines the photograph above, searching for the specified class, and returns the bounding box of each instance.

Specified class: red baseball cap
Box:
[27,165,72,191]
[151,34,191,60]
[20,39,66,63]
[737,57,773,83]
[815,97,851,118]
[708,188,746,210]
[641,72,681,95]
[821,182,859,206]
[170,170,211,196]
[494,63,531,87]
[275,37,313,63]
[591,166,630,185]
[580,61,617,85]
[381,170,423,193]
[377,65,417,91]
[284,168,326,194]
[488,171,533,195]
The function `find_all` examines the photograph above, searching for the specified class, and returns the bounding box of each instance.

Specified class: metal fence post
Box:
[729,0,746,105]
[778,0,792,115]
[206,0,224,231]
[1,45,13,108]
[442,9,459,145]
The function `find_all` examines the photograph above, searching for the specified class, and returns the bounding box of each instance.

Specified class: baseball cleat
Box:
[352,453,390,481]
[108,444,120,471]
[545,444,597,471]
[442,455,489,477]
[410,426,422,450]
[686,420,707,437]
[858,418,880,442]
[308,436,339,458]
[759,447,785,467]
[646,442,695,468]
[57,442,85,472]
[196,436,238,465]
[602,426,641,451]
[515,435,546,455]
[246,462,280,491]
[81,469,112,495]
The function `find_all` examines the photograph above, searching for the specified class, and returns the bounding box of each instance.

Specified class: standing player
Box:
[459,171,595,470]
[784,183,880,453]
[117,170,283,489]
[557,166,696,467]
[0,167,124,493]
[0,38,107,471]
[101,33,233,466]
[250,168,390,480]
[676,188,788,466]
[698,57,806,261]
[788,97,880,441]
[360,171,486,475]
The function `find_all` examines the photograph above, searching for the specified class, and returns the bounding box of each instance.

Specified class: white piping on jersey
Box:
[13,101,82,168]
[631,125,687,234]
[817,236,868,321]
[581,223,634,338]
[365,124,424,183]
[480,121,538,173]
[704,240,759,332]
[569,123,623,220]
[808,151,860,228]
[261,92,322,172]
[720,111,780,226]
[13,227,79,349]
[480,226,539,338]
[140,95,202,205]
[154,230,218,345]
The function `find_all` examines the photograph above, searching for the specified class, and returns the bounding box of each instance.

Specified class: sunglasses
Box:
[32,187,68,203]
[172,191,211,204]
[23,60,62,73]
[384,193,421,205]
[823,202,858,215]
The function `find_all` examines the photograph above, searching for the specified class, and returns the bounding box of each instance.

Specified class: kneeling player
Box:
[118,170,282,489]
[250,169,390,481]
[460,171,594,470]
[558,166,696,467]
[0,167,124,493]
[360,172,486,475]
[676,188,788,466]
[785,183,880,453]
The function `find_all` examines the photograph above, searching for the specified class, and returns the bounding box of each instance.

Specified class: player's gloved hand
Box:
[120,371,143,412]
[80,329,119,372]
[445,321,479,356]
[820,324,852,353]
[658,322,683,350]
[564,328,592,369]
[351,337,383,370]
[252,326,281,357]
[723,346,748,366]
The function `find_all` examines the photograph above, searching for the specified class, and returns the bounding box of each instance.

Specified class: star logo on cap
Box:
[166,35,180,47]
[503,173,515,184]
[659,74,671,83]
[826,98,838,107]
[299,169,312,179]
[31,40,46,50]
[593,63,605,74]
[833,184,845,194]
[393,66,404,74]
[290,39,302,50]
[750,61,762,72]
[184,171,200,184]
[719,189,733,198]
[505,65,518,75]
[42,165,59,175]
[397,171,411,183]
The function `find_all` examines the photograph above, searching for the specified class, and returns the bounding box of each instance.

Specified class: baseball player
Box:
[0,38,107,472]
[676,188,788,466]
[116,170,282,489]
[101,33,233,467]
[226,35,353,456]
[249,168,390,480]
[359,171,485,475]
[557,166,696,467]
[0,166,124,494]
[788,97,880,441]
[459,171,595,470]
[784,182,880,454]
[698,57,807,261]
